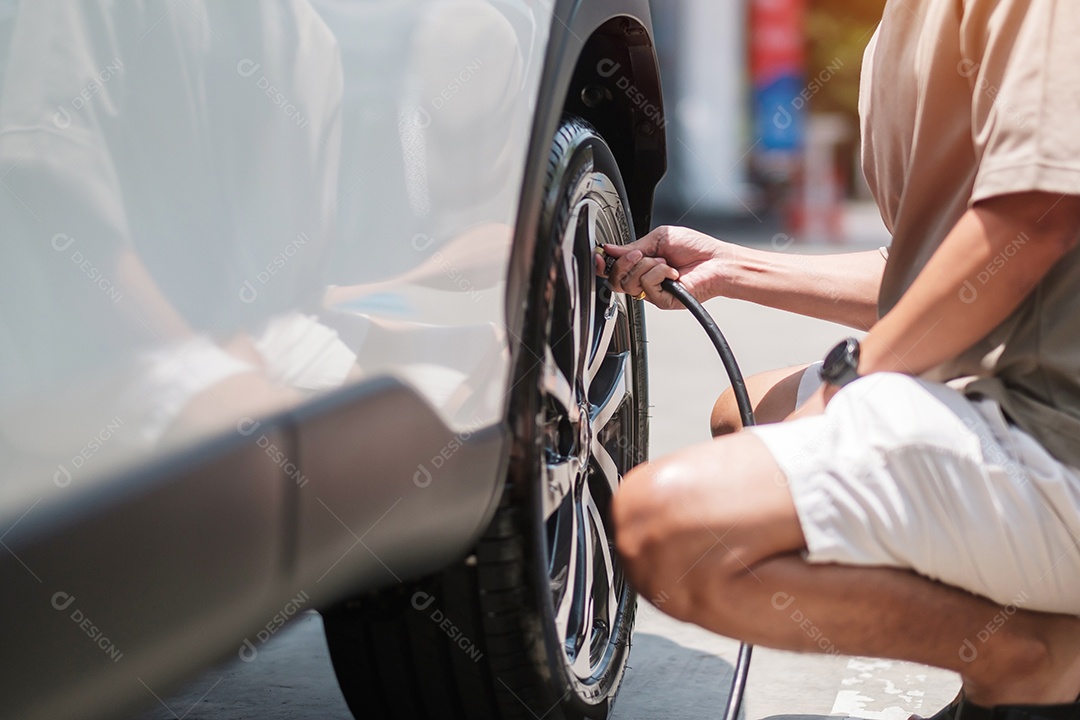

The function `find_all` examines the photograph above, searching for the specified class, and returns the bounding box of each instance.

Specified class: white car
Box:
[0,1,666,718]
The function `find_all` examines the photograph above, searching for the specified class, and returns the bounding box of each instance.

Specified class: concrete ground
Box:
[134,204,961,720]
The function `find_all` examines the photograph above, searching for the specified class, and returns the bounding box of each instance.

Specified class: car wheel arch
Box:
[504,0,666,444]
[562,13,667,240]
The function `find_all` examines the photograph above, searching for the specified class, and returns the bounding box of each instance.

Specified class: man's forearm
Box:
[721,246,885,330]
[858,193,1080,378]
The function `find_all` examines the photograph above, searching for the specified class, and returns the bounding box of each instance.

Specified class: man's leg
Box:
[711,364,811,436]
[613,431,1080,706]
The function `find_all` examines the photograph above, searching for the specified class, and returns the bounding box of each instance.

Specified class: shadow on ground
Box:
[133,618,749,720]
[612,632,741,720]
[132,611,351,720]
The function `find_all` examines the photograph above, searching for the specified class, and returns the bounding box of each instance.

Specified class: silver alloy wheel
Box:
[541,165,636,685]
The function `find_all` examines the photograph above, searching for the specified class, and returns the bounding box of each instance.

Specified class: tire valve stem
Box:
[596,245,617,277]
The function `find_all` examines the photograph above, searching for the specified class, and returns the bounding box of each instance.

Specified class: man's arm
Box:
[823,191,1080,402]
[601,226,886,331]
[722,245,885,330]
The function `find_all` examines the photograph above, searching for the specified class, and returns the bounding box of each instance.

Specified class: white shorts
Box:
[749,370,1080,614]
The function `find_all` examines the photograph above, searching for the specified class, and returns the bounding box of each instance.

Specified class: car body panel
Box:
[0,382,507,719]
[287,379,506,604]
[0,1,664,717]
[0,0,545,501]
[1,428,289,719]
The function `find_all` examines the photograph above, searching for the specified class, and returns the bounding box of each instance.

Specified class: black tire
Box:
[322,117,649,720]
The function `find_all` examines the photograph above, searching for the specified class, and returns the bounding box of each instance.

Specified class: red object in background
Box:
[750,0,808,157]
[750,0,807,84]
[751,0,847,242]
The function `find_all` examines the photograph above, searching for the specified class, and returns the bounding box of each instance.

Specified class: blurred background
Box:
[651,0,888,246]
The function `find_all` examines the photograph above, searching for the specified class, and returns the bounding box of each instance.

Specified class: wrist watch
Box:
[820,337,861,389]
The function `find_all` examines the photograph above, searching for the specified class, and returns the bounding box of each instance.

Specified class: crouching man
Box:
[605,1,1080,716]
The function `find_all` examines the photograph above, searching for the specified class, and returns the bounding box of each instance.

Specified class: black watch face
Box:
[822,344,846,381]
[822,338,859,384]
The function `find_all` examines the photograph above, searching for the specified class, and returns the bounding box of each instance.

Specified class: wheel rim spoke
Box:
[550,492,579,647]
[557,204,589,384]
[587,291,621,388]
[560,483,619,679]
[585,488,618,665]
[566,481,595,676]
[579,200,601,385]
[542,347,579,423]
[543,457,578,521]
[590,350,631,435]
[591,439,621,500]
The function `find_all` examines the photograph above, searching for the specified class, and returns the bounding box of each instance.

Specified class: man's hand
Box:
[596,226,729,309]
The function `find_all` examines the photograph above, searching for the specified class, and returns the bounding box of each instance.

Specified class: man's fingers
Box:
[640,263,680,305]
[601,230,663,262]
[601,233,658,258]
[600,242,634,257]
[617,254,668,297]
[598,228,670,281]
[614,251,647,294]
[607,249,643,292]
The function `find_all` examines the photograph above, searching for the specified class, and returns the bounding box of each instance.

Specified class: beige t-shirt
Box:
[863,0,1080,466]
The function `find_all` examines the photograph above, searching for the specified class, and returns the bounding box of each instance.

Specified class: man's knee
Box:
[711,387,742,437]
[710,365,811,437]
[616,463,692,604]
[615,433,807,622]
[613,456,751,616]
[613,462,665,596]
